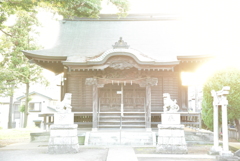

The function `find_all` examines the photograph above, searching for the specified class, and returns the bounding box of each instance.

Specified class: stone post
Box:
[209,90,222,155]
[210,86,237,160]
[220,89,231,156]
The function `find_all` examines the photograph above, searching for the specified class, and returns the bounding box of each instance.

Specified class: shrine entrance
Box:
[99,83,145,113]
[98,83,146,129]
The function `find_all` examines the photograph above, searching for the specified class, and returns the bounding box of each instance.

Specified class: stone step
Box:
[86,131,156,145]
[99,115,144,118]
[98,113,146,128]
[123,120,145,123]
[98,125,120,127]
[122,124,145,127]
[99,116,121,118]
[98,124,145,128]
[99,120,145,123]
[122,116,145,118]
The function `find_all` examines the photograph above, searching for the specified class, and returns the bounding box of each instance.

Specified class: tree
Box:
[0,10,48,128]
[0,0,129,33]
[0,0,129,128]
[202,67,240,136]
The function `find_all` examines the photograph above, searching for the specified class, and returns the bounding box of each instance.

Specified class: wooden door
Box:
[99,84,145,112]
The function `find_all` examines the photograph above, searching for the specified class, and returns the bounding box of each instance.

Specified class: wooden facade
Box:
[66,69,184,112]
[23,14,212,130]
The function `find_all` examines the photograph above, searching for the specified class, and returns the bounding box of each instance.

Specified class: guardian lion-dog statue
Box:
[163,93,179,112]
[56,93,72,113]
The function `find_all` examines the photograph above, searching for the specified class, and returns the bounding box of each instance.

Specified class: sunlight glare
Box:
[184,55,240,86]
[37,9,61,49]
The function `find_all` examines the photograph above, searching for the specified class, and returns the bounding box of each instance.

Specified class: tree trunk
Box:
[8,84,14,129]
[234,119,240,140]
[23,82,30,128]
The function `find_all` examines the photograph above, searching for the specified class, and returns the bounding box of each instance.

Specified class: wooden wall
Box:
[151,74,179,112]
[66,72,93,112]
[66,70,187,112]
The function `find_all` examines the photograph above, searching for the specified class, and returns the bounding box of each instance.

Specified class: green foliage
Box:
[0,10,48,127]
[0,0,128,127]
[43,0,129,18]
[19,104,25,112]
[202,67,240,130]
[19,97,32,112]
[0,10,47,93]
[0,0,129,28]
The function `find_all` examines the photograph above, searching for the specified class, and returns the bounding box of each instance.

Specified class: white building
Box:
[0,91,58,129]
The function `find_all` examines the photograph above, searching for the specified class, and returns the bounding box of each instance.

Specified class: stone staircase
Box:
[98,112,146,129]
[85,131,156,145]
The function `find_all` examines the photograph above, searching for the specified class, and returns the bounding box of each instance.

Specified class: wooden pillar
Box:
[61,68,68,101]
[85,78,104,131]
[139,77,158,131]
[92,83,98,131]
[146,84,151,131]
[43,115,47,130]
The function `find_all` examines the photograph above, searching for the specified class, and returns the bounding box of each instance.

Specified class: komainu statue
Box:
[56,93,72,113]
[163,93,179,112]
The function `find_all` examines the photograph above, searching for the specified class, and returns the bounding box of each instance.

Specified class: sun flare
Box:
[182,54,240,86]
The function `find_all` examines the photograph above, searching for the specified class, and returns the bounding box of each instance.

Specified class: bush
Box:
[202,67,240,130]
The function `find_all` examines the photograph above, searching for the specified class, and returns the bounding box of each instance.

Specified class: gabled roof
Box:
[16,91,54,101]
[23,14,214,73]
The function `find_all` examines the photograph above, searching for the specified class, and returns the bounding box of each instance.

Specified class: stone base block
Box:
[216,155,238,161]
[50,124,78,130]
[49,136,78,145]
[48,144,79,154]
[208,146,222,155]
[86,131,156,146]
[156,144,188,154]
[156,124,188,154]
[48,124,79,154]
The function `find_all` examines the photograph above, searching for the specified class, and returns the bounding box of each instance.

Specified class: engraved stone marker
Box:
[54,113,74,125]
[161,113,180,125]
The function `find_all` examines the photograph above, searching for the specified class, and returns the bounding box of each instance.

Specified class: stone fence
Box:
[228,128,239,140]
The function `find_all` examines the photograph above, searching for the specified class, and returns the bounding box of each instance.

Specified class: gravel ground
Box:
[0,138,30,148]
[134,144,213,154]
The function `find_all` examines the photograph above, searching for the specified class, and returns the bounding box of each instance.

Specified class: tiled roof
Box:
[23,14,213,65]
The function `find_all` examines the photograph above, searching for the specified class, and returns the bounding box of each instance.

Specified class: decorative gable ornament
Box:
[112,37,130,49]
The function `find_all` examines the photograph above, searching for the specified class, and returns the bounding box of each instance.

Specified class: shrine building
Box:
[23,14,212,131]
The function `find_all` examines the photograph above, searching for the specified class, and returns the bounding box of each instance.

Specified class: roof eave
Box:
[62,60,180,66]
[177,54,215,60]
[23,50,67,60]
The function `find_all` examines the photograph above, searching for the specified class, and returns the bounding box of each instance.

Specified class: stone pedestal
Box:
[156,114,188,154]
[161,113,180,125]
[54,113,74,125]
[209,146,222,155]
[48,113,79,154]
